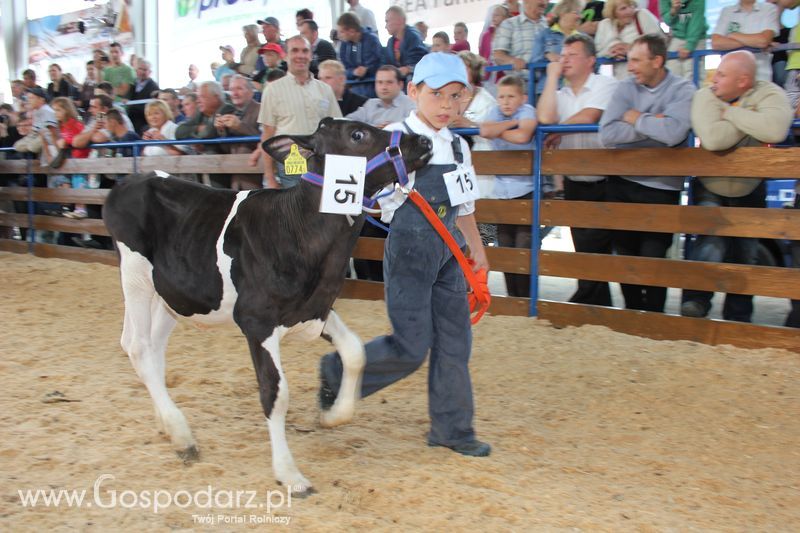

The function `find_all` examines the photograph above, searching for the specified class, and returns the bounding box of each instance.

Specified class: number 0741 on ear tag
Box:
[320,154,367,216]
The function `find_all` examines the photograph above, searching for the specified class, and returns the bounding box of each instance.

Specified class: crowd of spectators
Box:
[1,0,798,325]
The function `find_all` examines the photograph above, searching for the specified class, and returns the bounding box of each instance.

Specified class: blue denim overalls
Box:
[321,127,476,447]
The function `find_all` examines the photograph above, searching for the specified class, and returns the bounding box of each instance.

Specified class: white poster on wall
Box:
[389,0,494,28]
[158,0,333,88]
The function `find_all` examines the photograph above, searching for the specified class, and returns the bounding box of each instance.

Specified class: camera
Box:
[97,112,106,120]
[0,115,7,124]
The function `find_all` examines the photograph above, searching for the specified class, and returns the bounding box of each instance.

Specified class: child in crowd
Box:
[50,97,90,219]
[452,22,471,52]
[252,43,285,88]
[431,31,451,53]
[479,75,538,297]
[320,52,491,457]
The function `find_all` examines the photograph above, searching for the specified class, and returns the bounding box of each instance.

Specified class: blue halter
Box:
[300,130,409,191]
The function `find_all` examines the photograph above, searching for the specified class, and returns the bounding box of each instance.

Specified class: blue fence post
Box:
[692,52,702,88]
[25,156,34,251]
[528,63,535,107]
[529,128,545,317]
[133,144,139,174]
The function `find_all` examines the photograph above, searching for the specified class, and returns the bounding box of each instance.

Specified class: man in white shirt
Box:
[252,35,342,188]
[711,0,779,81]
[537,33,618,307]
[346,65,416,128]
[347,0,377,30]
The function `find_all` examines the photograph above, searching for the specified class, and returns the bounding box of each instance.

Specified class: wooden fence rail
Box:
[1,147,799,352]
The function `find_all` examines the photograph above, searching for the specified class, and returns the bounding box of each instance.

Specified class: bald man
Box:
[681,51,793,322]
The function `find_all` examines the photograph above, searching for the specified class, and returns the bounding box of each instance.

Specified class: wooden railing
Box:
[1,145,799,352]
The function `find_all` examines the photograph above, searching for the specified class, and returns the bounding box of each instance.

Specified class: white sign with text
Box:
[320,154,367,216]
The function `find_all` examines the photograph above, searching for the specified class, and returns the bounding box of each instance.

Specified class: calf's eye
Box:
[351,130,365,142]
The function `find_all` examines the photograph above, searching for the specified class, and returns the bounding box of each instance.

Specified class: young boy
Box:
[479,75,538,297]
[319,52,491,457]
[452,22,471,52]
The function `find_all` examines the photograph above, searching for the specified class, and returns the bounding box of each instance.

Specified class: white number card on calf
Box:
[320,154,367,216]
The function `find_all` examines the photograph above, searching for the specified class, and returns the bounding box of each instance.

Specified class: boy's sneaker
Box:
[428,440,492,457]
[318,370,337,411]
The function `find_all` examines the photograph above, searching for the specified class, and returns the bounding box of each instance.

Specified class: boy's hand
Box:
[470,245,489,273]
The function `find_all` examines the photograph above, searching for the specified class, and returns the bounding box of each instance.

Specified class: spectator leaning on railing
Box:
[317,59,367,116]
[711,0,778,81]
[479,75,539,298]
[599,34,694,313]
[217,75,262,191]
[141,99,184,157]
[537,33,619,307]
[383,6,429,80]
[493,0,548,81]
[531,0,584,93]
[337,12,384,98]
[345,65,416,128]
[595,0,665,79]
[175,80,236,188]
[681,50,793,321]
[659,0,708,79]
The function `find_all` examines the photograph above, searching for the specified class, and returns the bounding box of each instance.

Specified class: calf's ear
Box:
[262,134,316,162]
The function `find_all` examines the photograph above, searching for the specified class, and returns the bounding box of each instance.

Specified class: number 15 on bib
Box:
[320,154,367,216]
[443,164,479,206]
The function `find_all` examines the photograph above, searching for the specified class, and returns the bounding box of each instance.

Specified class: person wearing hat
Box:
[255,16,287,72]
[25,86,59,165]
[215,45,238,83]
[319,52,492,458]
[251,43,287,88]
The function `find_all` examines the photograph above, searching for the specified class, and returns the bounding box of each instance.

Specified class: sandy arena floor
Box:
[1,252,798,531]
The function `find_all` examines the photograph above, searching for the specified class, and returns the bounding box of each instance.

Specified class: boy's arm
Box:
[479,120,518,138]
[500,118,537,143]
[456,213,489,272]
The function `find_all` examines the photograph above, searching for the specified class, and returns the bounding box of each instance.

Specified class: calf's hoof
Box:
[176,445,200,464]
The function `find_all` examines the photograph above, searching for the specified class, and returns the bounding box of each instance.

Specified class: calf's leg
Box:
[246,330,313,494]
[319,310,364,428]
[118,243,197,461]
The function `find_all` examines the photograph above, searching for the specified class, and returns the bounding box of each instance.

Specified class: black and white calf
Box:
[103,118,432,494]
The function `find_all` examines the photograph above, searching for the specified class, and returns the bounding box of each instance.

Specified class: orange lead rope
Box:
[406,190,491,324]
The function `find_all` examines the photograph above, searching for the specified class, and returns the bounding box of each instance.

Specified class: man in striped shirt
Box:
[493,0,549,80]
[252,35,342,189]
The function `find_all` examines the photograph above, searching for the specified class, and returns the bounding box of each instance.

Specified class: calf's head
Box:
[262,118,433,197]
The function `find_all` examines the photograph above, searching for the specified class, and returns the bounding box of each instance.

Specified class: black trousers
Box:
[564,178,612,306]
[497,193,532,298]
[606,177,680,313]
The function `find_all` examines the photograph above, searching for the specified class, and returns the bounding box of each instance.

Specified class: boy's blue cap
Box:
[411,52,471,90]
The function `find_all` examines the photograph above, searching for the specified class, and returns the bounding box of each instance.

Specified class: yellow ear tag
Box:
[284,144,308,175]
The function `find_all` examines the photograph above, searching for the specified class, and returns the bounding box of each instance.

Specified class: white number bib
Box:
[320,154,367,216]
[443,164,479,206]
